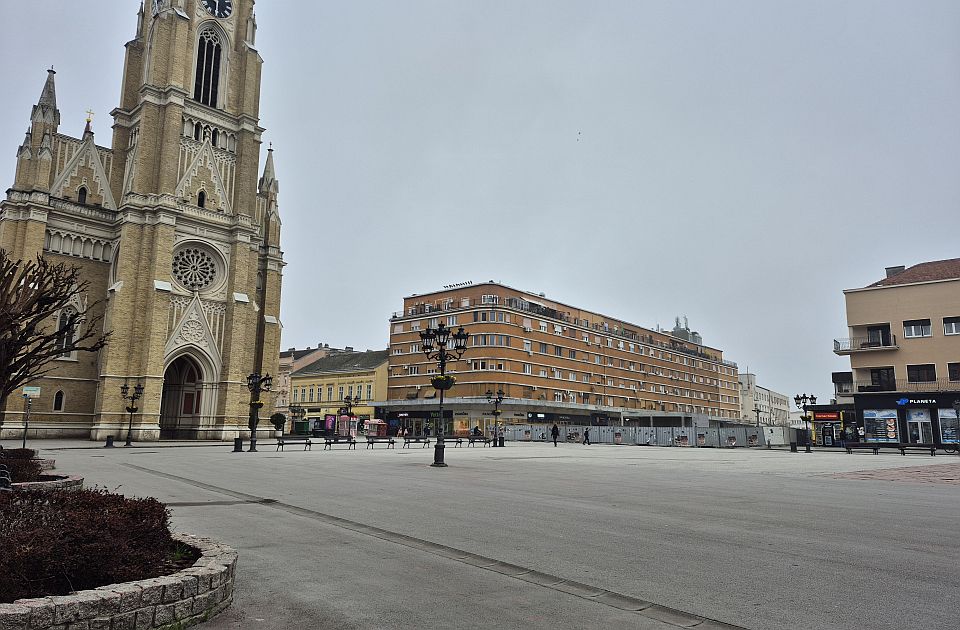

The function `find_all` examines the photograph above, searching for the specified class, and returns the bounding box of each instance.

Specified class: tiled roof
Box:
[869,258,960,287]
[280,348,320,360]
[292,350,388,377]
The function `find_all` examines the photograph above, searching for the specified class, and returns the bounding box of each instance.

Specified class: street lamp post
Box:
[246,372,273,452]
[753,405,762,428]
[794,393,817,453]
[486,388,505,447]
[420,322,469,467]
[120,382,145,447]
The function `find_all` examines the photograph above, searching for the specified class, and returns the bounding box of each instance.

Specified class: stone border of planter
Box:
[11,475,83,492]
[0,533,236,630]
[35,458,56,471]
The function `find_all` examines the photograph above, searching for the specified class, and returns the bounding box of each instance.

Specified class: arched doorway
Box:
[160,355,205,439]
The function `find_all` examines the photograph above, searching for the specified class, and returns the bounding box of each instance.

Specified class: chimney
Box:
[345,346,354,352]
[885,265,905,278]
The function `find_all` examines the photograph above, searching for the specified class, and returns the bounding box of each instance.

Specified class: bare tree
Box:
[0,251,109,432]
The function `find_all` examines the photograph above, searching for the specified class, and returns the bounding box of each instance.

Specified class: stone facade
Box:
[0,0,284,441]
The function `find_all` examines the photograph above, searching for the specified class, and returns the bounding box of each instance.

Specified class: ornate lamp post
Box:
[246,372,273,452]
[794,393,817,453]
[340,395,361,435]
[420,322,469,467]
[289,403,306,435]
[120,382,145,447]
[487,388,505,447]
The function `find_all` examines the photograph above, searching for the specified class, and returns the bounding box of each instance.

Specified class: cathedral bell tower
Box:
[0,0,283,441]
[95,0,283,440]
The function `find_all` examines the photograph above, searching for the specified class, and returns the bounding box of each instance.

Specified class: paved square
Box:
[12,440,958,630]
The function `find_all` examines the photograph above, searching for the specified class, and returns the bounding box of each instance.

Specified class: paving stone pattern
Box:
[832,462,960,484]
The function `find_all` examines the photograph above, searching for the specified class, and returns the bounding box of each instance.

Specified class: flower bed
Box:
[0,533,235,630]
[11,474,83,492]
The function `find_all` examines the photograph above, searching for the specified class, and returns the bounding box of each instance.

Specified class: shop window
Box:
[906,364,936,383]
[903,319,931,338]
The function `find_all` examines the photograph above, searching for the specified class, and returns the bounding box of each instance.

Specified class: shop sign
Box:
[813,411,839,420]
[896,397,938,406]
[454,412,469,416]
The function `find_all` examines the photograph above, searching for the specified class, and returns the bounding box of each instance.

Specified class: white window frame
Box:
[903,319,931,338]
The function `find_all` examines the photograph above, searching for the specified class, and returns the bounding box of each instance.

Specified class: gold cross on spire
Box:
[85,109,95,123]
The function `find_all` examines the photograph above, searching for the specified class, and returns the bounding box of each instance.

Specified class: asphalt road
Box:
[18,439,960,630]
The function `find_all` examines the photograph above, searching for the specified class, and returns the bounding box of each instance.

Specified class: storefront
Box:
[853,393,960,447]
[809,407,855,446]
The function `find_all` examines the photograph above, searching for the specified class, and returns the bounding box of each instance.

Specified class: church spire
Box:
[258,145,279,195]
[31,68,60,127]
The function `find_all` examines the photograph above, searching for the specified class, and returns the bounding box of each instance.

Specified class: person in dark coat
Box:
[582,427,591,445]
[551,423,560,447]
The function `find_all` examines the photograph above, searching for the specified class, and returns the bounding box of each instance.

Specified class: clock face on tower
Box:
[201,0,232,19]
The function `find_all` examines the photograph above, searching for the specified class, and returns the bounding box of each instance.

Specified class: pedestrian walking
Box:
[551,423,560,447]
[582,427,591,445]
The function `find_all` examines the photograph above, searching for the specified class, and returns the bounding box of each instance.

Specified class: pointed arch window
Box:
[53,390,65,412]
[56,307,77,359]
[194,27,223,108]
[77,186,87,205]
[198,190,207,208]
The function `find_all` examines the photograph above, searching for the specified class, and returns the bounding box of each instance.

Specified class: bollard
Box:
[104,435,115,448]
[498,435,505,447]
[233,437,244,452]
[789,441,797,453]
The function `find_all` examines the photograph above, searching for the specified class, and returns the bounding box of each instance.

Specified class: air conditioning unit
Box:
[523,327,532,332]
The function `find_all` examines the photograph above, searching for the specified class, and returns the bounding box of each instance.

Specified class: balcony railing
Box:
[854,378,960,393]
[834,335,898,354]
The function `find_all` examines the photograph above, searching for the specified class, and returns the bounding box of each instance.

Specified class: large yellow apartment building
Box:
[289,350,388,431]
[380,282,740,435]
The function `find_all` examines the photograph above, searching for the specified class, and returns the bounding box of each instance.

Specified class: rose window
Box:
[172,247,218,291]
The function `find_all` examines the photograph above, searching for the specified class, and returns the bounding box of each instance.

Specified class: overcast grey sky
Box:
[3,1,959,400]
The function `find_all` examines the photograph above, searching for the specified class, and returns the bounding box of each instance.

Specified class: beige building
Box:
[274,344,341,414]
[290,350,389,431]
[834,259,960,446]
[0,0,283,440]
[381,282,740,435]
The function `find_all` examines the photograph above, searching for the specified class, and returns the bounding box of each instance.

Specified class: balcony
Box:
[833,335,898,355]
[854,378,960,393]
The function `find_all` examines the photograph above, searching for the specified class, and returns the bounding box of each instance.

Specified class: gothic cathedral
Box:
[0,0,284,440]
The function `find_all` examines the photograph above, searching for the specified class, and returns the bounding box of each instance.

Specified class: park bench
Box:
[402,436,431,448]
[898,443,936,456]
[365,436,396,449]
[0,463,10,492]
[844,443,881,455]
[324,436,356,450]
[467,435,492,447]
[276,438,312,451]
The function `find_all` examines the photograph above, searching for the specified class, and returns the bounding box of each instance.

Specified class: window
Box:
[523,340,532,352]
[554,345,563,357]
[56,307,77,358]
[53,390,65,412]
[472,360,487,371]
[347,385,353,397]
[428,318,439,328]
[907,364,936,383]
[539,368,548,377]
[407,366,419,375]
[539,343,548,353]
[366,384,373,399]
[569,349,576,359]
[447,315,458,326]
[554,392,564,402]
[410,343,421,353]
[327,385,333,400]
[481,294,499,304]
[945,317,960,335]
[393,323,403,333]
[77,187,87,205]
[338,386,344,399]
[523,363,532,375]
[539,321,547,332]
[411,321,421,331]
[903,319,931,338]
[194,27,223,107]
[308,387,314,402]
[950,363,960,382]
